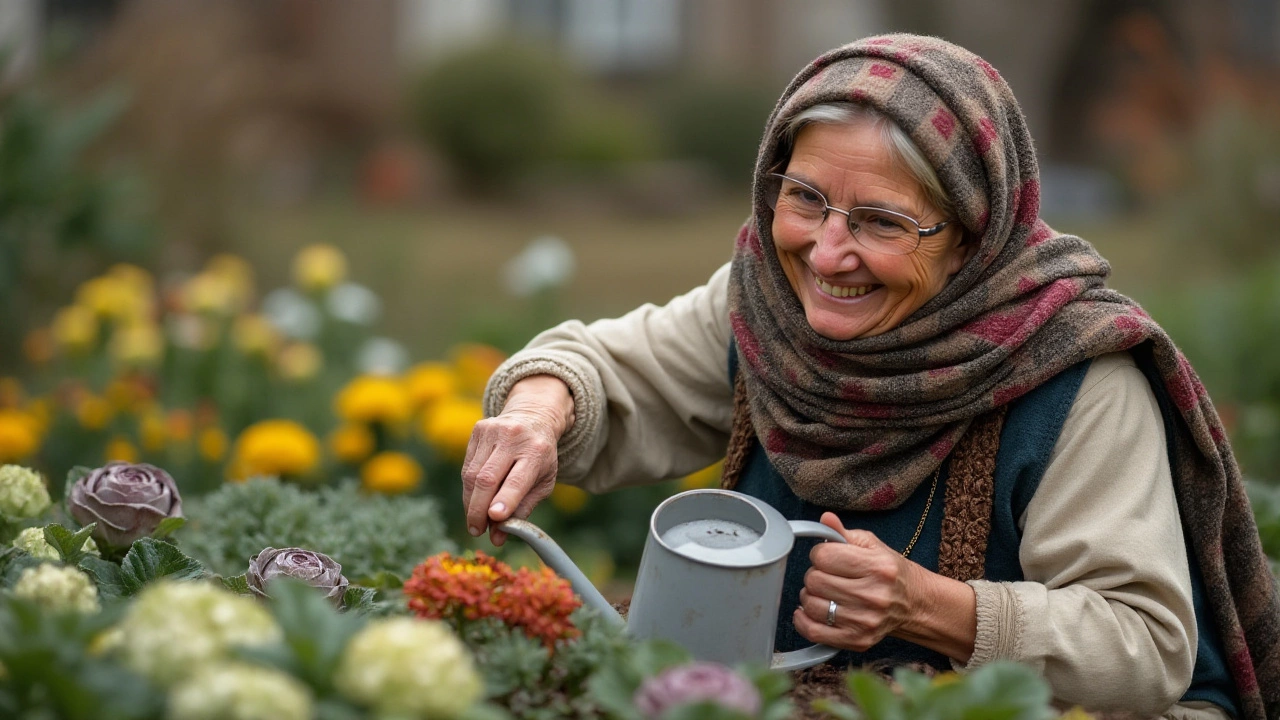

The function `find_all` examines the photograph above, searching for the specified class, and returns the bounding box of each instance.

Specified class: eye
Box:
[862,211,910,233]
[784,186,825,209]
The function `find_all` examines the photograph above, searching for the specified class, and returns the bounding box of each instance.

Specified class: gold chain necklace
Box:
[900,464,940,559]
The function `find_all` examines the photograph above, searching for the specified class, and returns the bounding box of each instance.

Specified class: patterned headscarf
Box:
[727,34,1278,717]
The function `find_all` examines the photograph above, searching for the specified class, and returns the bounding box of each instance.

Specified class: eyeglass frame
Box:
[765,173,950,255]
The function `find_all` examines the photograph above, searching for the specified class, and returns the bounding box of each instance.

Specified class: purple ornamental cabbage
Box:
[68,462,183,550]
[633,662,762,719]
[247,547,349,605]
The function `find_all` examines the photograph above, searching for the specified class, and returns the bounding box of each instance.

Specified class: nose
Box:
[808,214,863,275]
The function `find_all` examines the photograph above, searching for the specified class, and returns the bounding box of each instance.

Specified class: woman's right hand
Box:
[461,374,575,546]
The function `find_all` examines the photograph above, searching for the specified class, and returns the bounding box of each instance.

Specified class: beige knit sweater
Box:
[484,263,1228,719]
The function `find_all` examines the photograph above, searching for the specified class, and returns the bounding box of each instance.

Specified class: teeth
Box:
[816,278,875,298]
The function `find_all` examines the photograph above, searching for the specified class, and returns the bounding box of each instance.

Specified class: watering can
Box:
[498,488,847,671]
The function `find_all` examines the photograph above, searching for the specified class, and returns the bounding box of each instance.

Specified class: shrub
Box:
[179,478,454,580]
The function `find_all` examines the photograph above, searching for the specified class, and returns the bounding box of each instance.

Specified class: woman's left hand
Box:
[793,512,977,661]
[793,512,920,653]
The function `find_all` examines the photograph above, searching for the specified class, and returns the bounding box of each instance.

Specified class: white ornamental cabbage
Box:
[12,564,99,614]
[118,581,281,686]
[334,617,481,719]
[0,465,51,519]
[167,662,312,720]
[12,526,100,561]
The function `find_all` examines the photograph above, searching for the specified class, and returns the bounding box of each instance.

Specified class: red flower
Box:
[404,552,581,649]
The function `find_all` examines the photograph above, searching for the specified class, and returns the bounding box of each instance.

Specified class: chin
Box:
[806,312,866,341]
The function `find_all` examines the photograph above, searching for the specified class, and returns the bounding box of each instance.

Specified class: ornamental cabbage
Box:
[117,580,280,686]
[334,617,481,719]
[68,462,183,549]
[167,662,313,720]
[0,465,51,519]
[633,662,762,719]
[11,526,100,560]
[12,564,100,614]
[246,547,348,605]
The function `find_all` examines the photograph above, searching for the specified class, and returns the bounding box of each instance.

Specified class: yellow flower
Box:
[182,272,236,316]
[140,410,167,452]
[76,396,114,432]
[25,398,52,436]
[104,378,152,415]
[110,321,164,368]
[549,484,589,514]
[0,410,41,462]
[107,263,155,296]
[204,254,255,313]
[232,419,320,481]
[403,362,458,410]
[335,376,412,426]
[22,328,55,365]
[422,397,483,461]
[52,305,98,353]
[105,435,139,463]
[292,244,347,292]
[198,427,228,463]
[76,275,148,321]
[328,424,374,464]
[451,344,506,397]
[276,343,323,383]
[678,462,724,492]
[231,314,278,357]
[361,451,423,494]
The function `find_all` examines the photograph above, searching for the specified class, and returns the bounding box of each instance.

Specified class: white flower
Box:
[0,465,51,519]
[118,581,281,686]
[334,617,481,719]
[12,564,99,614]
[355,337,408,376]
[262,288,321,340]
[12,526,100,561]
[326,282,381,326]
[503,235,576,297]
[167,662,312,720]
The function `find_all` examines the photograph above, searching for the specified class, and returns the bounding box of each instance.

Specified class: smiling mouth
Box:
[814,276,881,298]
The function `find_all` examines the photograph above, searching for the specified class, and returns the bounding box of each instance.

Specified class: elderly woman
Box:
[461,35,1277,718]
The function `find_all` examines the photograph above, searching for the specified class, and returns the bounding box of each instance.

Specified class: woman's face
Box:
[772,119,972,341]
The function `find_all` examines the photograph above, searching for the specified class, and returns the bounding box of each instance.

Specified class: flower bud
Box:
[633,662,762,719]
[246,547,349,606]
[68,462,183,550]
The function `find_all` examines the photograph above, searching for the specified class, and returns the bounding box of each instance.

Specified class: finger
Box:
[819,512,880,548]
[511,478,554,521]
[797,587,830,625]
[489,455,551,523]
[466,446,518,536]
[460,431,495,519]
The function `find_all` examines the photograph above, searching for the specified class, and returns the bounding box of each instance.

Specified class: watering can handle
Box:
[770,520,847,672]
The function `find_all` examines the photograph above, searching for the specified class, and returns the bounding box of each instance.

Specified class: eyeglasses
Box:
[764,173,949,256]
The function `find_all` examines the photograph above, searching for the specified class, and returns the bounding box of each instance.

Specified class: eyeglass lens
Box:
[766,175,921,255]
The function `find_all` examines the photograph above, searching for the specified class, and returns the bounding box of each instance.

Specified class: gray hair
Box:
[778,102,954,219]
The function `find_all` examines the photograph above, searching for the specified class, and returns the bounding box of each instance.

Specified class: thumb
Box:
[820,512,878,548]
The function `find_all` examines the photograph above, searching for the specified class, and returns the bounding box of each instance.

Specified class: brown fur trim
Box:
[721,371,754,490]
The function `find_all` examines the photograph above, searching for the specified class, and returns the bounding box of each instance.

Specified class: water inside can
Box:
[660,519,762,550]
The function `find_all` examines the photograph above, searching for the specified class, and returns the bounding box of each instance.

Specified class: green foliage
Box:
[0,85,154,365]
[1150,257,1280,482]
[77,537,205,601]
[655,80,776,187]
[812,663,1054,720]
[0,596,162,719]
[411,43,569,187]
[179,478,455,579]
[459,607,637,719]
[44,522,97,565]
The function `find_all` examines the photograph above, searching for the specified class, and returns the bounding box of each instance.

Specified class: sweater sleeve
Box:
[482,262,735,493]
[958,352,1199,715]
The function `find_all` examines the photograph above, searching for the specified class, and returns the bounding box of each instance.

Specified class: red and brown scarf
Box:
[726,34,1278,718]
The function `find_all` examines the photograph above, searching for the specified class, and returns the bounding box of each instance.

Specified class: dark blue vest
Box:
[729,346,1238,715]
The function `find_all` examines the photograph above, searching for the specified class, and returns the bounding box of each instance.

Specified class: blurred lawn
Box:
[231,198,1194,361]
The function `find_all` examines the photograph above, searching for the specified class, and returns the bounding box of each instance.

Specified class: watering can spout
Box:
[496,518,625,627]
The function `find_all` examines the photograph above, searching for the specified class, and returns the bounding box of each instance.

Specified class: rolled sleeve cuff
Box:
[482,350,606,475]
[952,580,1024,672]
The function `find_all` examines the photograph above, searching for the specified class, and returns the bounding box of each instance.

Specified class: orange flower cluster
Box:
[404,551,581,649]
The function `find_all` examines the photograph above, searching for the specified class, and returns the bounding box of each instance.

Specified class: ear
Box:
[945,229,979,277]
